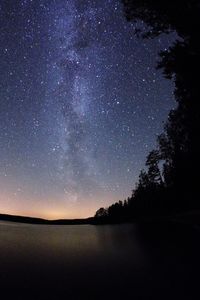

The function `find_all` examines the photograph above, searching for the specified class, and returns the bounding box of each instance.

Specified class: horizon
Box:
[0,210,91,220]
[0,210,90,220]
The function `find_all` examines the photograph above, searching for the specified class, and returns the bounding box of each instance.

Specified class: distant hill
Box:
[0,213,95,225]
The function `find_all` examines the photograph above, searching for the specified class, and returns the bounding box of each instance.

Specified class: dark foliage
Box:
[94,0,200,223]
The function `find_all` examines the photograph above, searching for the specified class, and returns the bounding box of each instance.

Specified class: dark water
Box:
[0,221,200,299]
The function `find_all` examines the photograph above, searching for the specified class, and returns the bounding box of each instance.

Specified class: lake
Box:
[0,221,200,299]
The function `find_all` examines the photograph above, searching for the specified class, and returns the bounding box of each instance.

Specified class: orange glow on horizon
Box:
[0,189,122,220]
[0,203,97,220]
[0,208,94,220]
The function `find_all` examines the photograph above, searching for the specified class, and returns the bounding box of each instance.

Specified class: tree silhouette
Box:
[95,207,107,218]
[146,150,163,186]
[94,1,200,222]
[122,0,200,39]
[122,0,200,210]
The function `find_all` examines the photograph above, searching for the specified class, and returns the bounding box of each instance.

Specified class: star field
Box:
[0,0,175,219]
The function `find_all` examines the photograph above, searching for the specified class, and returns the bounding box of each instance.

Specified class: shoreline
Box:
[1,210,200,228]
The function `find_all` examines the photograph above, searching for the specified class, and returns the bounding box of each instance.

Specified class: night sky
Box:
[0,0,176,219]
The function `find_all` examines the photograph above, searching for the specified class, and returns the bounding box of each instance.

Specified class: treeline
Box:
[94,0,200,222]
[94,147,177,222]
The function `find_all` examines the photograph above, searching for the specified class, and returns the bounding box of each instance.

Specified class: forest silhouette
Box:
[94,0,200,223]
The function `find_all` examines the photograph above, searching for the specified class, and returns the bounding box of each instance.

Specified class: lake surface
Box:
[0,221,200,299]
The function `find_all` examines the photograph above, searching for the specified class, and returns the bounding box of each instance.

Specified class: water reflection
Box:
[0,221,200,299]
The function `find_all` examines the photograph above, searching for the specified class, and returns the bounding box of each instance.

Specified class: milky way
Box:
[0,0,176,218]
